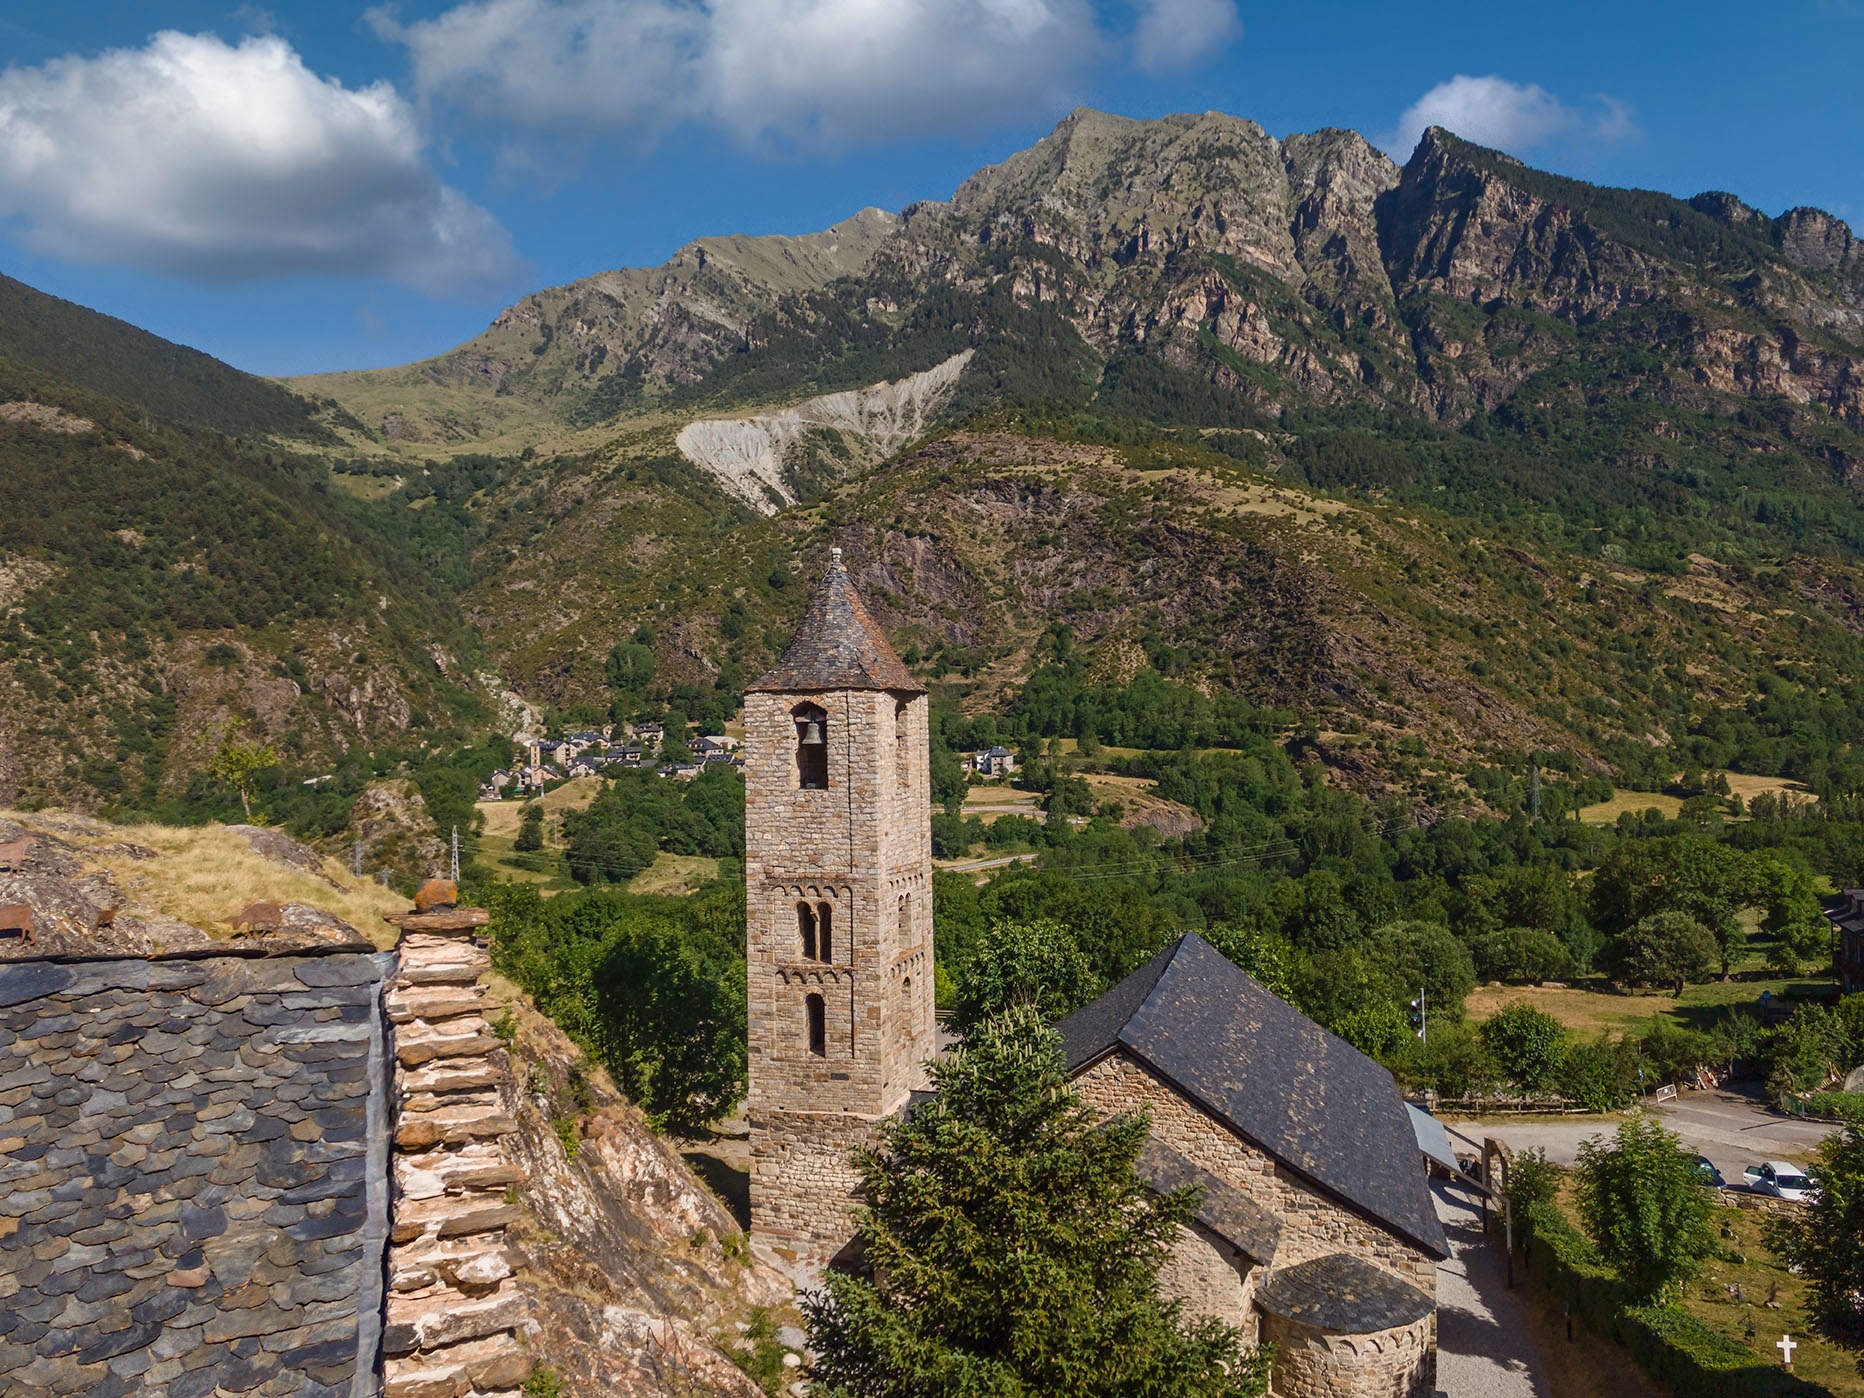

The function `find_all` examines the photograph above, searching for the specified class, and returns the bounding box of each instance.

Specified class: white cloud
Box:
[1132,0,1240,76]
[375,0,1232,148]
[0,31,521,295]
[1383,74,1639,161]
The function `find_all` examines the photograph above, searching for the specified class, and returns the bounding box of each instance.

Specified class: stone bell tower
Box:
[743,547,936,1257]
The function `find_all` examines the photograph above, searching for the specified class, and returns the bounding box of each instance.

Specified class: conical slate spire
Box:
[747,548,923,694]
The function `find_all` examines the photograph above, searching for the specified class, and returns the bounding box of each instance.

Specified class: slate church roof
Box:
[1057,933,1447,1259]
[747,549,922,695]
[0,950,394,1396]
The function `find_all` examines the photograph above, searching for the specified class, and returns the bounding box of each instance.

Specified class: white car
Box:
[1744,1161,1819,1203]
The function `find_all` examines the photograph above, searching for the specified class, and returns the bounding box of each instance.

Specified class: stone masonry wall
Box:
[381,927,531,1398]
[1156,1221,1260,1343]
[1258,1311,1435,1398]
[743,687,938,1257]
[0,950,395,1397]
[1073,1053,1438,1296]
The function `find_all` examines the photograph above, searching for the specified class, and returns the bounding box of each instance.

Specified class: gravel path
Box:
[1433,1181,1550,1398]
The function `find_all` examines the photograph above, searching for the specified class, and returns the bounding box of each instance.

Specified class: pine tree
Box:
[803,1006,1272,1398]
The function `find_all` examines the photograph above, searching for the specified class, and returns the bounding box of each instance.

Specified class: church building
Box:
[745,553,1444,1397]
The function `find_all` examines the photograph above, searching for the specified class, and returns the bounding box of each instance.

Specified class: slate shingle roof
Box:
[0,950,394,1395]
[1256,1252,1436,1333]
[747,554,922,695]
[1134,1138,1282,1264]
[1058,933,1447,1259]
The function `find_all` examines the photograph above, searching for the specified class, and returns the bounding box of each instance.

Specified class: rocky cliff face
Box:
[316,108,1862,453]
[675,349,973,512]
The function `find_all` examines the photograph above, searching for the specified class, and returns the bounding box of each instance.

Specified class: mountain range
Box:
[6,107,1864,813]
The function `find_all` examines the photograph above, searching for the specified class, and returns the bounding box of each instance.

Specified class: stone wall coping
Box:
[0,939,384,967]
[383,908,492,934]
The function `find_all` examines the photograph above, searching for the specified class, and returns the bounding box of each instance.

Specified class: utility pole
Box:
[352,839,363,877]
[450,825,460,883]
[1528,763,1541,820]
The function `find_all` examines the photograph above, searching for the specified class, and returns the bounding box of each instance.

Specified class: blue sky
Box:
[0,1,1858,378]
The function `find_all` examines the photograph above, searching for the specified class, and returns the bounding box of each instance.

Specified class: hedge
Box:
[1519,1199,1826,1398]
[1799,1090,1864,1122]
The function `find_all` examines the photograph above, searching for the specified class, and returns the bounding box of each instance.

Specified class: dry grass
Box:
[628,853,722,897]
[476,776,603,840]
[5,811,407,946]
[1579,774,1814,826]
[1578,790,1686,825]
[1466,975,1832,1038]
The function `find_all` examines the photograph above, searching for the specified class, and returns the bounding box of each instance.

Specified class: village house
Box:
[973,745,1017,777]
[1827,889,1864,995]
[743,553,1443,1398]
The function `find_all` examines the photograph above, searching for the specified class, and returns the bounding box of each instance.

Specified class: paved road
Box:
[1432,1181,1549,1398]
[1445,1086,1837,1188]
[936,852,1041,874]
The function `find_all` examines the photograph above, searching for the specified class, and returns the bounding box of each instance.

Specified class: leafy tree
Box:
[1367,920,1476,1016]
[1470,925,1573,984]
[1589,837,1747,975]
[1770,1124,1864,1375]
[1606,911,1719,995]
[1396,1021,1498,1100]
[952,919,1103,1031]
[1480,1003,1568,1094]
[207,731,279,820]
[803,1007,1272,1398]
[605,640,656,695]
[514,801,545,852]
[1574,1117,1715,1301]
[1201,924,1299,1002]
[1504,1146,1561,1214]
[485,880,746,1135]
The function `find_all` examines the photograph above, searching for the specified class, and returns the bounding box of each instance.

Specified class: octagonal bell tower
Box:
[743,548,935,1257]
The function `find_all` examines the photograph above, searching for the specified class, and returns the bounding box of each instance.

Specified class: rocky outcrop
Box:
[347,782,449,888]
[676,350,972,513]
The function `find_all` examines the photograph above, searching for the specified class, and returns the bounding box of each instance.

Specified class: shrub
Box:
[1558,1035,1639,1111]
[1480,1003,1568,1093]
[1504,1146,1560,1214]
[1800,1090,1864,1122]
[1574,1117,1715,1301]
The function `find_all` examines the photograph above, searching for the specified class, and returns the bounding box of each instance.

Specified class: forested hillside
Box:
[0,345,488,813]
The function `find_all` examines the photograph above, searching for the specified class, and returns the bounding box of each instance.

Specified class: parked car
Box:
[1691,1155,1726,1188]
[1744,1160,1819,1202]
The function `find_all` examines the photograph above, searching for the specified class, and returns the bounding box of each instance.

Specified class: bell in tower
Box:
[741,547,936,1258]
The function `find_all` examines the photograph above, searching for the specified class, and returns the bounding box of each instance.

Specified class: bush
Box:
[1574,1118,1715,1301]
[1559,1035,1639,1112]
[1800,1090,1864,1121]
[1504,1146,1560,1213]
[1480,1003,1568,1093]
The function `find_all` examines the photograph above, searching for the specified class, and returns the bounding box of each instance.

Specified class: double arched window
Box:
[798,901,833,962]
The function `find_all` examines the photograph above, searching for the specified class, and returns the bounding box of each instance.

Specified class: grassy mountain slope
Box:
[26,107,1864,809]
[284,110,1864,800]
[0,272,333,439]
[0,355,489,812]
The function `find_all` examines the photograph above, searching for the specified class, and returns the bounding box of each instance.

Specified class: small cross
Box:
[1777,1334,1796,1368]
